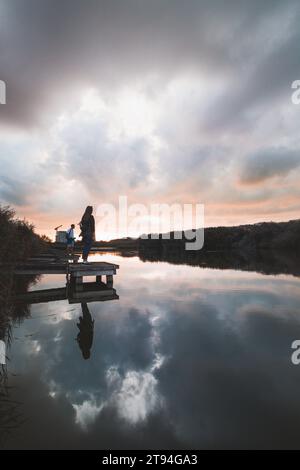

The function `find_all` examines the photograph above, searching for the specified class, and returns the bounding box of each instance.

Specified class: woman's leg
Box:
[82,238,88,260]
[82,236,92,261]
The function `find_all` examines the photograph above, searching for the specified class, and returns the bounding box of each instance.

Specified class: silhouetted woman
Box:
[79,206,95,262]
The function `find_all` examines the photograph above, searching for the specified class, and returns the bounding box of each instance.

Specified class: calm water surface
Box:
[2,253,300,449]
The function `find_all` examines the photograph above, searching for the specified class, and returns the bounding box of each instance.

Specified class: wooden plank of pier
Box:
[13,261,119,278]
[68,262,119,277]
[14,262,68,275]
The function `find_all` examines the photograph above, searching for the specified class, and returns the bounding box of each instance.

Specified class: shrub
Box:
[0,205,43,263]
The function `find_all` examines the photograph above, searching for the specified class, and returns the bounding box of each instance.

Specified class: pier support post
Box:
[74,276,83,291]
[96,275,102,283]
[106,274,113,287]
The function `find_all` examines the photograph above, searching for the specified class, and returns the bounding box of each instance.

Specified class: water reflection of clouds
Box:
[72,366,163,430]
[73,399,104,429]
[154,296,300,448]
[29,301,80,325]
[114,370,161,424]
[6,254,300,448]
[28,274,67,291]
[11,302,164,429]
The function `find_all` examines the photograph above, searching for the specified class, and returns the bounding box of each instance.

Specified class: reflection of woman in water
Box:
[76,303,94,360]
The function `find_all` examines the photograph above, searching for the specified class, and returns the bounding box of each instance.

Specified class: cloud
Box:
[0,0,298,128]
[1,0,300,229]
[239,148,300,184]
[53,101,152,196]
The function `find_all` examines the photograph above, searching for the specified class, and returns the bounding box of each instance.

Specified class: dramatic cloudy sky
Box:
[0,0,300,238]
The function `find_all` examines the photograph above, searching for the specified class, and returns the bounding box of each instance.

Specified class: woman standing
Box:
[79,206,95,262]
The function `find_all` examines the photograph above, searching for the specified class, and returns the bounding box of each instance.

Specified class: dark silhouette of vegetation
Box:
[0,205,44,263]
[139,219,300,277]
[0,205,44,331]
[139,219,300,254]
[0,206,45,447]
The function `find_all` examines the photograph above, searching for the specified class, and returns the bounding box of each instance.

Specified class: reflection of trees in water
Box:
[0,370,25,449]
[139,244,300,277]
[0,271,40,330]
[0,333,24,449]
[0,271,15,352]
[0,271,38,448]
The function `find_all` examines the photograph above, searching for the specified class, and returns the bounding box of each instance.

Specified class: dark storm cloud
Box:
[1,0,300,226]
[0,0,297,127]
[0,175,29,205]
[240,147,300,184]
[204,25,300,132]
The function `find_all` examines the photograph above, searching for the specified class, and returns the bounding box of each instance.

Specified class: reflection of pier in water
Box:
[13,281,119,304]
[12,261,119,305]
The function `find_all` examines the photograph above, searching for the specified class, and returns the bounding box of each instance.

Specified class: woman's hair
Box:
[81,206,93,223]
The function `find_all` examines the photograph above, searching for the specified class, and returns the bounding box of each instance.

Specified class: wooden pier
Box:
[67,262,118,288]
[9,257,120,305]
[14,260,119,286]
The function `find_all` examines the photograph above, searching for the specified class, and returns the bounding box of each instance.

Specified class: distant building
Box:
[55,230,67,243]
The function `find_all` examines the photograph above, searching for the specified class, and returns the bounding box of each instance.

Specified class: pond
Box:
[1,252,300,449]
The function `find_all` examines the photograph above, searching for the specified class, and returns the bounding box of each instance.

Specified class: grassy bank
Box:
[0,206,44,362]
[0,206,43,264]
